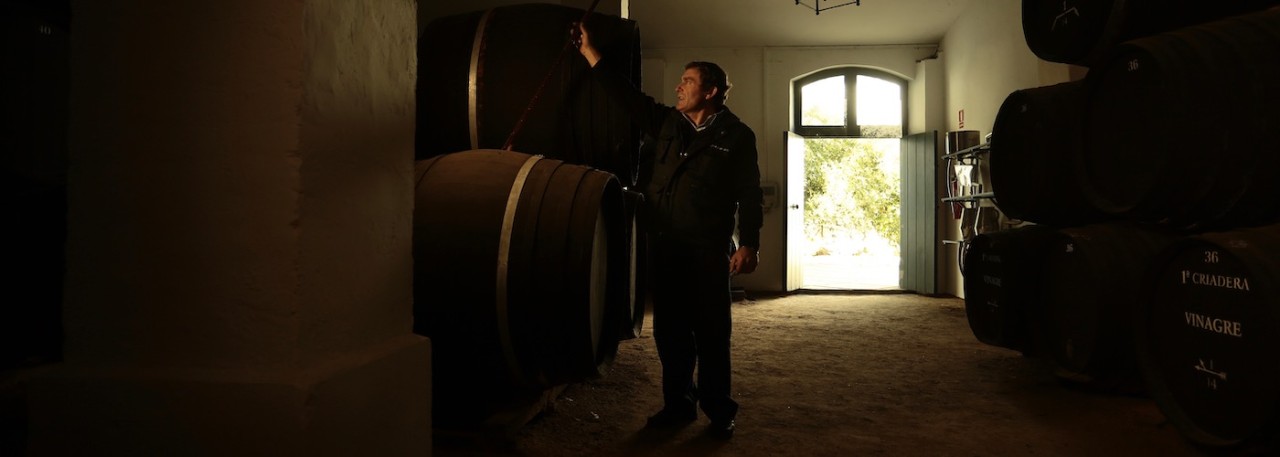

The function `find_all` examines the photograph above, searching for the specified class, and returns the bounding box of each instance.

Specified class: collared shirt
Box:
[679,109,724,156]
[683,109,723,132]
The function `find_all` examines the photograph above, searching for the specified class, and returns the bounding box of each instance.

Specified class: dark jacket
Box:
[592,60,764,251]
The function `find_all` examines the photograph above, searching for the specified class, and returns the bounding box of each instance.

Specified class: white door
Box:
[785,131,806,291]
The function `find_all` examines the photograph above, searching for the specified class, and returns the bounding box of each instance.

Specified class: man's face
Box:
[675,67,713,114]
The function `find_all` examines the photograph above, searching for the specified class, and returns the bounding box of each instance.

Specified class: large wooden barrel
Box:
[1036,222,1177,392]
[989,81,1110,228]
[3,2,69,371]
[4,182,66,370]
[416,4,643,185]
[412,149,629,426]
[1021,0,1280,66]
[617,189,647,340]
[1081,9,1280,229]
[962,224,1060,354]
[1137,224,1280,446]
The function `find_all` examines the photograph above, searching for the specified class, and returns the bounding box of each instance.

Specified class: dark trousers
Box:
[648,238,739,423]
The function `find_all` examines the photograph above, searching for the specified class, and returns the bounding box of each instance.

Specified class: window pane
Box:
[801,76,845,127]
[856,75,902,137]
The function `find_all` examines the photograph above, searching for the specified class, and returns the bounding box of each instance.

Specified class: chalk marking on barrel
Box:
[1051,6,1080,31]
[495,154,544,383]
[1194,359,1228,381]
[468,9,495,149]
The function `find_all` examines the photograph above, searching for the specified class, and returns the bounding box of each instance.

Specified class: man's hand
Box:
[575,22,601,68]
[729,246,759,276]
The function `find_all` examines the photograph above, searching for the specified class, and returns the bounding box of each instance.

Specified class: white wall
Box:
[908,56,950,295]
[909,56,948,137]
[31,1,433,454]
[938,0,1073,297]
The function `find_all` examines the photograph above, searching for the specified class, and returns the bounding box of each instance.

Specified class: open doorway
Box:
[801,137,900,290]
[787,67,904,291]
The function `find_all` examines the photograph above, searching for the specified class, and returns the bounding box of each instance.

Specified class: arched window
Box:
[794,67,905,138]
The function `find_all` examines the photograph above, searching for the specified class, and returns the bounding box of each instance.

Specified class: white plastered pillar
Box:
[26,1,431,455]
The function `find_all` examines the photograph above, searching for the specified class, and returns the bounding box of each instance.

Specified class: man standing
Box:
[577,24,764,440]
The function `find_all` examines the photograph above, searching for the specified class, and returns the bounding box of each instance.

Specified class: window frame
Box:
[794,67,906,138]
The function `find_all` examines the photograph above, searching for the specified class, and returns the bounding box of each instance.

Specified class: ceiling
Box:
[627,0,972,49]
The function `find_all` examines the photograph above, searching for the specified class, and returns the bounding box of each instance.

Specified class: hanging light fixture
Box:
[796,0,861,15]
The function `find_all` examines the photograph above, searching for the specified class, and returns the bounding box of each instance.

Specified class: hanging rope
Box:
[501,0,603,151]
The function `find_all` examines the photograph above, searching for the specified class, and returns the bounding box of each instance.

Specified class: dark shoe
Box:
[645,408,696,429]
[707,419,735,440]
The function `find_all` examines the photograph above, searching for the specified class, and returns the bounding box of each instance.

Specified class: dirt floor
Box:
[434,292,1255,457]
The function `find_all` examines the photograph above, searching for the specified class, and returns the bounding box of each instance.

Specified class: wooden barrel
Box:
[416,4,643,186]
[3,182,66,370]
[617,189,647,340]
[1137,224,1280,446]
[1036,222,1177,392]
[2,3,69,371]
[412,149,629,425]
[989,81,1110,228]
[1081,9,1280,229]
[1021,0,1280,66]
[962,224,1059,355]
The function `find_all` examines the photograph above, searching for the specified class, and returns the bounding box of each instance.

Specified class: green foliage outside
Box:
[804,138,901,255]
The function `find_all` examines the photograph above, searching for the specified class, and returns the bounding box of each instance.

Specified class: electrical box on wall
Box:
[761,181,779,213]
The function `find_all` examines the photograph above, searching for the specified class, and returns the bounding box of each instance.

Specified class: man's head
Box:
[675,61,731,114]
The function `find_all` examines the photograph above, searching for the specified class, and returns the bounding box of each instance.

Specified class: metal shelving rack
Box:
[941,141,996,236]
[941,141,999,273]
[941,141,991,203]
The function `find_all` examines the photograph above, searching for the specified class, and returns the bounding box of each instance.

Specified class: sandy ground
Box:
[432,293,1245,457]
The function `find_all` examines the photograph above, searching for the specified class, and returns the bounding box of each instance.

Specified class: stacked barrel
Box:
[417,3,643,184]
[964,2,1280,449]
[414,5,646,428]
[3,2,70,372]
